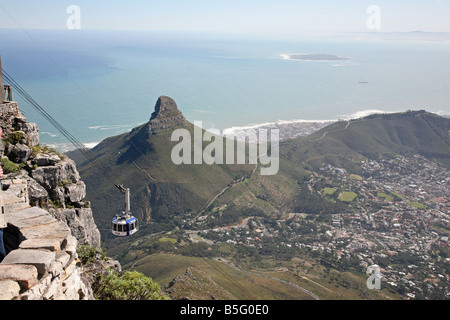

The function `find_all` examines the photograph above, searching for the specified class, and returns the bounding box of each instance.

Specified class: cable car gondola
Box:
[111,185,139,237]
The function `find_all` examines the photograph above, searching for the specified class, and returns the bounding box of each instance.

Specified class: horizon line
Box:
[1,27,450,34]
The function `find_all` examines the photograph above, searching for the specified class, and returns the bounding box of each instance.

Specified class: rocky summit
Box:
[148,96,187,133]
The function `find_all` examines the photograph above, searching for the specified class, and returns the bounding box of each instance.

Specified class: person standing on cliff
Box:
[0,127,6,262]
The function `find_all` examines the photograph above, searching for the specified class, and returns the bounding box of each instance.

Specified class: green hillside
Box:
[280,110,450,173]
[70,97,308,246]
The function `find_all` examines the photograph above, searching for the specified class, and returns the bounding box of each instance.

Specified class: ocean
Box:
[1,29,449,151]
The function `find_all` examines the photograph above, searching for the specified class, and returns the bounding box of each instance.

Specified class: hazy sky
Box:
[0,0,449,36]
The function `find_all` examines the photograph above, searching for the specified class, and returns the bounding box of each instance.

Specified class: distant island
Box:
[281,54,350,61]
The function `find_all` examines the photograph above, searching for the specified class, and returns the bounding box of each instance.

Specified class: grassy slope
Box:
[130,254,315,300]
[123,252,399,300]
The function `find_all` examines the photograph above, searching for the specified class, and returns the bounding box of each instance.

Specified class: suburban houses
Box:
[194,154,449,299]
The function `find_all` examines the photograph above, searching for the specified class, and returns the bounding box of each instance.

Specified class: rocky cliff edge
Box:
[0,101,117,300]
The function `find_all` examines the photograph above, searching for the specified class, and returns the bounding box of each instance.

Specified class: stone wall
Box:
[0,177,92,300]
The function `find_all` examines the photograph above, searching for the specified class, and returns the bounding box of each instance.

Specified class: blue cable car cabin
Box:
[111,186,139,237]
[112,214,138,237]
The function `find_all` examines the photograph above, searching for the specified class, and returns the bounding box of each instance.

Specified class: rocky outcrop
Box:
[148,96,187,133]
[7,143,32,163]
[0,102,101,249]
[31,158,80,191]
[30,157,90,209]
[51,207,101,249]
[22,123,39,147]
[0,102,28,137]
[0,100,107,300]
[0,175,114,299]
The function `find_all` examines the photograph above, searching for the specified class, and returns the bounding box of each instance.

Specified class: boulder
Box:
[31,158,80,191]
[33,153,61,167]
[65,181,86,203]
[8,143,31,163]
[21,122,39,147]
[26,177,49,206]
[49,186,65,205]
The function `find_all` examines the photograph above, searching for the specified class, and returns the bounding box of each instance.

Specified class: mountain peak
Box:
[149,96,186,133]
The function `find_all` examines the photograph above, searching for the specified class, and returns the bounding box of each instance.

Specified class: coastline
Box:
[221,109,402,143]
[222,118,336,135]
[58,109,442,152]
[55,109,396,152]
[222,108,395,136]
